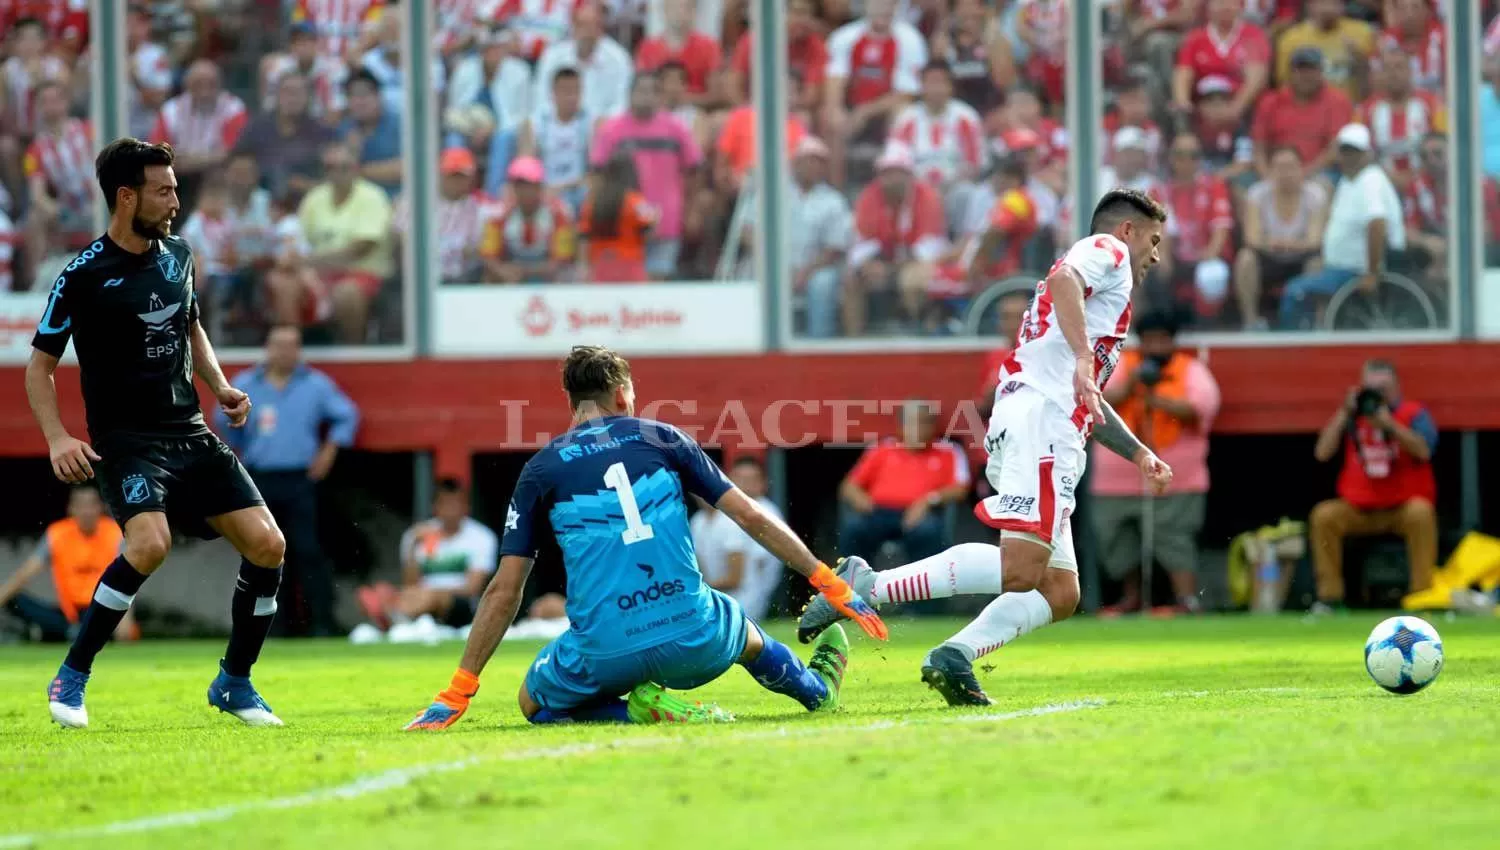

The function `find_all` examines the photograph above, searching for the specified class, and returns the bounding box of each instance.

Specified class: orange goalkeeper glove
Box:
[809,562,888,641]
[404,668,480,731]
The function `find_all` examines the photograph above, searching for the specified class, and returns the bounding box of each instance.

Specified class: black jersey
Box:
[31,234,208,442]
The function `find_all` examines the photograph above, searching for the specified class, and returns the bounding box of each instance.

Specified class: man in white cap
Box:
[1099,127,1164,202]
[1278,123,1405,329]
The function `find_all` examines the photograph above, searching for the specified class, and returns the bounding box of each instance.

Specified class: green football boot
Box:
[807,623,851,712]
[626,682,736,724]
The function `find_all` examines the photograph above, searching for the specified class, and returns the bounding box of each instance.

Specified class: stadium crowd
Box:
[1,0,1499,341]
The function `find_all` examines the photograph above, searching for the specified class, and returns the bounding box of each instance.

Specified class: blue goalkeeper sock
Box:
[529,698,631,725]
[741,631,828,711]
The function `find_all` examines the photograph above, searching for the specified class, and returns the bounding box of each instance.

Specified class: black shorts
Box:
[1257,250,1318,289]
[443,595,478,629]
[94,432,265,539]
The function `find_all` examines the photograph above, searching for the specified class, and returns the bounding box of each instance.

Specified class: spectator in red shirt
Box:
[823,0,928,184]
[1171,0,1271,129]
[845,142,948,335]
[839,402,971,562]
[635,0,721,104]
[1378,0,1445,94]
[1160,133,1236,320]
[1251,46,1353,180]
[729,0,828,112]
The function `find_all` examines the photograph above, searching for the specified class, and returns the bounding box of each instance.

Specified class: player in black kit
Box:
[25,138,289,728]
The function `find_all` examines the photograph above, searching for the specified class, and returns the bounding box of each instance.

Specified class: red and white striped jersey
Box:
[490,0,579,62]
[0,209,16,292]
[263,54,350,118]
[1359,91,1446,178]
[826,19,928,107]
[1377,23,1446,93]
[179,212,237,278]
[395,191,494,282]
[434,0,482,54]
[292,0,385,60]
[999,234,1135,428]
[151,93,250,156]
[0,0,88,46]
[24,119,93,216]
[479,194,576,265]
[1019,0,1067,60]
[1404,170,1446,233]
[888,100,986,188]
[1,55,67,136]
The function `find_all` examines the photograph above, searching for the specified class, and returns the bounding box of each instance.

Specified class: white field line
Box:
[0,699,1104,847]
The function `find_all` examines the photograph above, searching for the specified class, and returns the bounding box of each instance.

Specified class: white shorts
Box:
[974,383,1086,573]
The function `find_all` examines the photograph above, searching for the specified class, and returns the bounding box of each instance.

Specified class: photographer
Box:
[1309,359,1437,612]
[1092,312,1221,615]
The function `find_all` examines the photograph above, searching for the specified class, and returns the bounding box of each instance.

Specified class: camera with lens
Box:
[1354,387,1386,417]
[1136,355,1167,388]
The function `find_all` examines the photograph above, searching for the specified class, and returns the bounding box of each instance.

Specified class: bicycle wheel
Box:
[1323,273,1438,331]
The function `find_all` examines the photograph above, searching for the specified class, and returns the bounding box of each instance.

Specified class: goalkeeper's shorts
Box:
[524,590,749,711]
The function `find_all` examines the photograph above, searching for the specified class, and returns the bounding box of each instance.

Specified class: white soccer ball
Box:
[1364,616,1444,694]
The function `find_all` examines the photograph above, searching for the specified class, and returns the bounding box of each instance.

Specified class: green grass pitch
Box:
[3,615,1499,849]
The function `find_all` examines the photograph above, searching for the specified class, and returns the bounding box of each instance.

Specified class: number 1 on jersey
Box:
[604,462,655,544]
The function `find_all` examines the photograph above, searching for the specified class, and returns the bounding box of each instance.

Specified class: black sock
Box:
[64,556,149,674]
[223,560,282,678]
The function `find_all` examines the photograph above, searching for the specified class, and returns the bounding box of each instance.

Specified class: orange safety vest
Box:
[45,517,123,622]
[1115,350,1194,451]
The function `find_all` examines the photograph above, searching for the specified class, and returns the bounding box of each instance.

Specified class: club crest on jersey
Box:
[156,251,182,283]
[122,474,149,505]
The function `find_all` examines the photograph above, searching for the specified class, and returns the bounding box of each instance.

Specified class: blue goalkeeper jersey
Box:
[500,416,734,658]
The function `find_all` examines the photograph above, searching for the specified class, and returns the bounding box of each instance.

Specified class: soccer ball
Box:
[1364,616,1444,694]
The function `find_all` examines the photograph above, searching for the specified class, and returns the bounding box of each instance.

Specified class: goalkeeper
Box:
[406,346,887,729]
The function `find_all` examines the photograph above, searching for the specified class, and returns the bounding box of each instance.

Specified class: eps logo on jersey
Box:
[138,293,182,360]
[616,562,686,611]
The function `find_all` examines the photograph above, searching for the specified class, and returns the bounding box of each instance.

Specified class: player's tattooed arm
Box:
[1093,399,1148,463]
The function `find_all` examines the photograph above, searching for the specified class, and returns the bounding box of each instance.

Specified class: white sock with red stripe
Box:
[873,542,1003,605]
[943,591,1053,662]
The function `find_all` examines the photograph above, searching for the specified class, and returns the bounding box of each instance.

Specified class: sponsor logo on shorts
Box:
[122,474,149,505]
[992,494,1036,515]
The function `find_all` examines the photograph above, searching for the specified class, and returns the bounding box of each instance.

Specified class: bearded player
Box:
[799,188,1173,706]
[29,139,287,728]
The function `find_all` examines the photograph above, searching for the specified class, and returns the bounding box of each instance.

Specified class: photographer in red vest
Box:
[1309,359,1437,612]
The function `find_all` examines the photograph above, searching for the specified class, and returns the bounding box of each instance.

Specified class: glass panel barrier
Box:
[1100,0,1454,334]
[428,0,763,358]
[2,2,92,293]
[771,0,1060,343]
[119,0,414,349]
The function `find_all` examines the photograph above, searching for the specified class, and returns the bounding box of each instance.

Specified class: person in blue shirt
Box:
[406,346,888,728]
[217,325,359,636]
